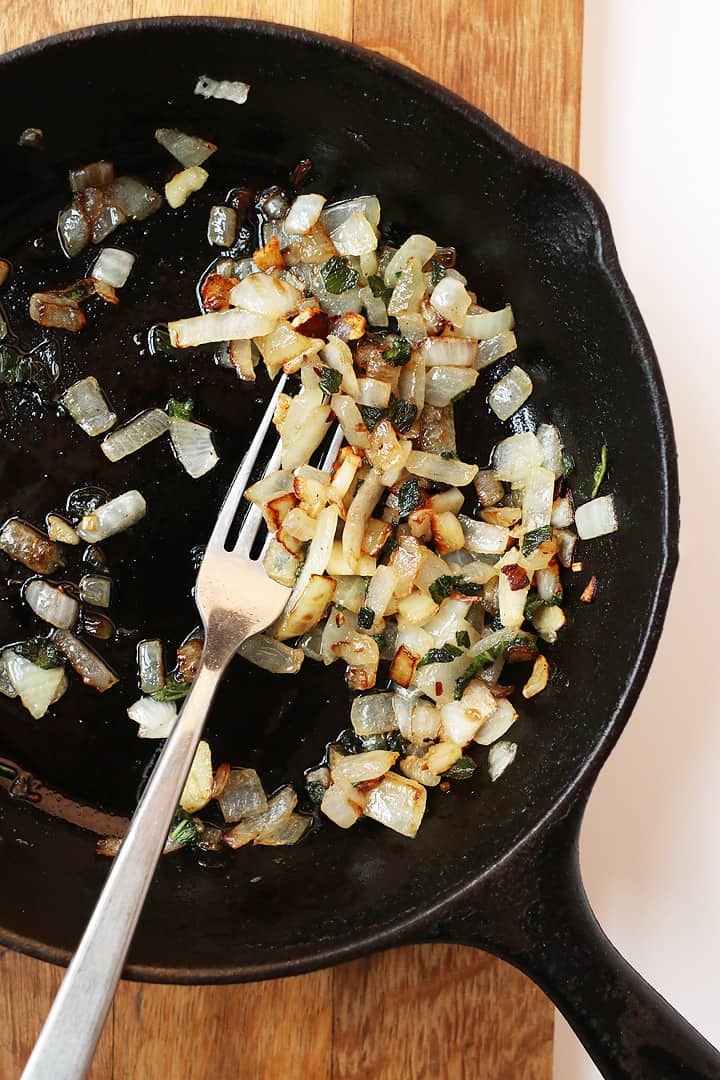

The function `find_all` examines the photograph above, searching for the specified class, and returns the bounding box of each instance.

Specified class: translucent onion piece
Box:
[51,629,118,692]
[359,286,389,329]
[321,196,381,234]
[169,417,219,478]
[322,337,359,397]
[332,749,398,785]
[476,329,517,369]
[321,775,367,829]
[330,393,368,450]
[473,469,505,508]
[155,128,217,168]
[100,409,168,462]
[46,516,79,545]
[76,490,146,543]
[165,165,209,209]
[537,423,564,477]
[460,304,514,340]
[474,697,518,746]
[521,466,555,532]
[0,651,17,698]
[387,258,425,317]
[217,768,268,823]
[104,177,162,221]
[127,696,176,739]
[5,652,67,719]
[429,277,472,326]
[356,377,391,408]
[280,396,332,471]
[207,205,238,247]
[29,294,85,332]
[343,471,384,570]
[135,639,164,694]
[424,365,478,407]
[180,740,213,813]
[194,75,250,105]
[406,451,478,487]
[255,812,308,847]
[417,337,477,367]
[532,604,566,643]
[58,205,90,256]
[488,739,517,781]
[61,376,117,437]
[79,574,111,608]
[224,786,297,848]
[229,274,301,319]
[383,234,436,287]
[284,193,326,235]
[91,248,135,289]
[350,692,397,736]
[171,308,277,348]
[574,495,618,540]
[0,519,64,574]
[330,210,378,256]
[363,772,427,837]
[69,160,114,193]
[237,633,303,674]
[488,365,533,421]
[25,579,79,630]
[492,432,544,483]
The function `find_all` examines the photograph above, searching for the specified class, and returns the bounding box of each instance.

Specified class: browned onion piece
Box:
[0,518,64,574]
[50,629,118,693]
[69,160,115,193]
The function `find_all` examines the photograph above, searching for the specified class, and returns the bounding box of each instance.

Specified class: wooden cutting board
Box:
[0,2,582,1076]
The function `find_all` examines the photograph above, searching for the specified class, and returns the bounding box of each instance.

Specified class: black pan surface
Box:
[2,19,716,1080]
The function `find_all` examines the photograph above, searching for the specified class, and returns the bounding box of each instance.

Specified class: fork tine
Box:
[320,425,345,472]
[234,437,283,556]
[206,373,287,550]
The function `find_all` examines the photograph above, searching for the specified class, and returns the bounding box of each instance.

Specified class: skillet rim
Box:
[0,15,680,983]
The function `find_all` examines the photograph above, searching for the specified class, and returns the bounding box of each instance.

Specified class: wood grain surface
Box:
[0,1,583,1076]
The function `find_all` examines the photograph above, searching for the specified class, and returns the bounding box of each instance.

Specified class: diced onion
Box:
[79,574,112,607]
[25,579,79,630]
[0,519,64,574]
[424,365,478,406]
[128,696,176,739]
[537,423,564,477]
[51,629,118,692]
[61,376,117,437]
[406,450,478,487]
[417,337,477,367]
[165,166,209,209]
[321,196,381,234]
[488,740,517,781]
[180,740,213,813]
[388,258,425,317]
[488,365,533,421]
[330,210,378,256]
[363,773,426,837]
[5,652,67,719]
[225,786,297,848]
[476,330,517,369]
[76,490,146,543]
[323,337,359,396]
[457,514,509,554]
[429,277,472,326]
[207,205,238,247]
[137,639,165,694]
[47,516,79,545]
[492,432,544,483]
[460,304,514,340]
[521,466,555,531]
[332,749,397,784]
[100,409,168,462]
[155,128,217,167]
[91,248,135,289]
[217,768,267,822]
[351,693,397,735]
[321,775,367,829]
[574,495,618,540]
[169,308,276,348]
[330,393,368,450]
[104,177,162,221]
[359,286,389,328]
[284,194,326,235]
[194,75,250,105]
[69,160,114,193]
[383,235,436,286]
[169,417,219,478]
[237,634,303,674]
[229,274,301,318]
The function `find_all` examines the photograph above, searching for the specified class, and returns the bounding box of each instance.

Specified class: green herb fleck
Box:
[58,281,93,303]
[446,755,477,780]
[524,590,563,619]
[440,450,459,460]
[306,781,326,805]
[429,575,484,605]
[319,366,343,396]
[151,680,192,702]
[338,729,364,754]
[166,398,194,420]
[522,525,553,556]
[397,478,421,519]
[0,345,32,386]
[321,256,359,294]
[359,404,384,432]
[168,809,200,848]
[16,635,64,670]
[455,630,471,649]
[430,258,446,286]
[378,526,398,562]
[360,733,388,751]
[357,606,375,630]
[453,635,538,699]
[367,274,393,302]
[590,444,608,499]
[417,644,462,668]
[383,337,412,366]
[386,396,417,433]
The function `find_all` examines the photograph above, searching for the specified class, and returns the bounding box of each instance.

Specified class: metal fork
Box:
[22,375,342,1080]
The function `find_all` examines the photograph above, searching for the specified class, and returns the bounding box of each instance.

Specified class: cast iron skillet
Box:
[0,18,716,1078]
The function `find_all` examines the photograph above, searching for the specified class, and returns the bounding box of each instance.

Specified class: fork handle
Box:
[21,661,224,1080]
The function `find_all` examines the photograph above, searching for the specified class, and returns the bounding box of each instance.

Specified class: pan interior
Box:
[0,20,675,977]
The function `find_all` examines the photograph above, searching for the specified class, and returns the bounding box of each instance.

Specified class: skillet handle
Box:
[434,799,720,1079]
